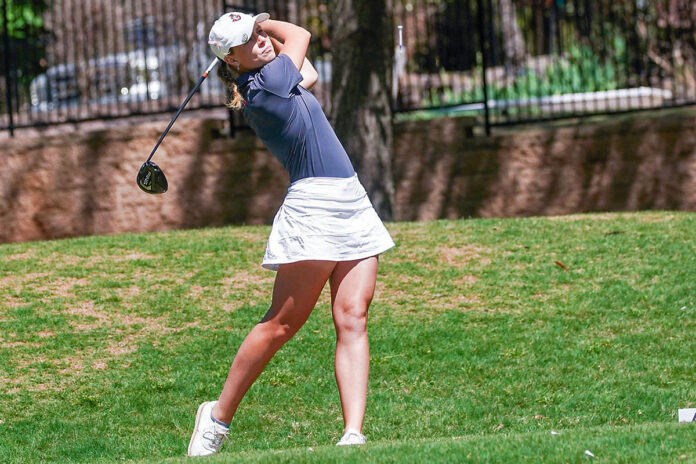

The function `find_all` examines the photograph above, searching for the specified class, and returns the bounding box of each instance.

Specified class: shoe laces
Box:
[340,431,366,444]
[202,427,229,450]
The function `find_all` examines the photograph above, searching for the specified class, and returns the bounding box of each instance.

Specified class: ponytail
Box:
[216,59,245,110]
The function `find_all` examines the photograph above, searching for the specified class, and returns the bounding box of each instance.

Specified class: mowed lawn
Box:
[0,212,695,463]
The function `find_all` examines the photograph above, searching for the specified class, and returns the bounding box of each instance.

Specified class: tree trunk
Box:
[498,0,526,68]
[329,0,395,220]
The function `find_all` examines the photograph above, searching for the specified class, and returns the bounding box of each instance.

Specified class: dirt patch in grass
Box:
[187,285,207,299]
[228,229,269,243]
[438,245,492,267]
[67,301,111,331]
[222,270,273,288]
[546,213,616,221]
[1,341,42,348]
[220,271,274,304]
[106,339,139,356]
[5,250,36,261]
[0,272,50,290]
[389,227,429,242]
[374,280,478,314]
[39,253,86,267]
[119,253,158,261]
[38,277,89,299]
[3,295,25,308]
[388,273,425,287]
[66,301,202,334]
[57,357,84,374]
[434,293,481,310]
[0,272,89,300]
[47,252,158,267]
[29,383,50,392]
[456,275,480,284]
[116,285,141,298]
[92,361,107,370]
[638,214,677,223]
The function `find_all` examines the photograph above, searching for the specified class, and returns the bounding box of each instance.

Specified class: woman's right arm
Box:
[269,36,318,89]
[261,19,310,71]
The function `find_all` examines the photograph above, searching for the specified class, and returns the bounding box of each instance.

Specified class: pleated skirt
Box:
[262,174,395,271]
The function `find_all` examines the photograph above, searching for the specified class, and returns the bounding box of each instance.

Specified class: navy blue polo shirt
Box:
[237,54,355,183]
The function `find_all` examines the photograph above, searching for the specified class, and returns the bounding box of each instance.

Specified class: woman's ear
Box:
[223,54,237,69]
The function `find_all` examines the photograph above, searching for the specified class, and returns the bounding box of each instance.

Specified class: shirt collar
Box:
[236,70,256,89]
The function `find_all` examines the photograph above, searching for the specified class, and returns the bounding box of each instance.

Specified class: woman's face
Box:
[225,24,276,72]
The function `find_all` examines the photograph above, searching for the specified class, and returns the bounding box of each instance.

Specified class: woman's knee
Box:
[257,320,298,347]
[333,301,369,337]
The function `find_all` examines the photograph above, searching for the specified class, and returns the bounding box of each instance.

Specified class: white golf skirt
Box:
[262,174,395,271]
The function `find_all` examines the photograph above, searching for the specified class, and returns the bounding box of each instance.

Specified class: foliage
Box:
[4,0,47,40]
[419,42,624,110]
[2,0,49,111]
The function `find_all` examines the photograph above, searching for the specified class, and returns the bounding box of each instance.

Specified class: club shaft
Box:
[146,59,219,163]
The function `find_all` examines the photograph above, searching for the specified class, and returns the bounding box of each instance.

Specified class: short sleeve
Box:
[254,54,303,98]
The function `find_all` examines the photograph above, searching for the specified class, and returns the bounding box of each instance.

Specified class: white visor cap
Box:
[208,12,270,60]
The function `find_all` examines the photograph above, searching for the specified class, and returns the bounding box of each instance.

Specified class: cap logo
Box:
[241,33,249,43]
[230,13,241,21]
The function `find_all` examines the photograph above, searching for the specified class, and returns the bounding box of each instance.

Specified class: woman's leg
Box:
[213,260,336,424]
[329,256,378,433]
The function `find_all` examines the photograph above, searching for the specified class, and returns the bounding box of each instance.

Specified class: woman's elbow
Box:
[300,29,311,46]
[301,74,319,89]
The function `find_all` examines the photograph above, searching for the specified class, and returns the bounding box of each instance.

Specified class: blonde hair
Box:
[216,59,245,110]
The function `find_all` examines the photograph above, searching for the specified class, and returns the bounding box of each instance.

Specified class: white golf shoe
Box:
[187,401,229,457]
[336,429,367,446]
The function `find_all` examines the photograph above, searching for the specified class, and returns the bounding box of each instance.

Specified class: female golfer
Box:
[187,12,394,457]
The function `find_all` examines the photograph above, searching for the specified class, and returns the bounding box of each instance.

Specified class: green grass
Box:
[1,212,695,463]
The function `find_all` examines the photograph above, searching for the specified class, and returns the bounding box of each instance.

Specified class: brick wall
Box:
[1,107,695,244]
[394,108,696,220]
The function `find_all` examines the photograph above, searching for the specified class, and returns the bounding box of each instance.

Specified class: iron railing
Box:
[2,0,696,136]
[1,0,229,135]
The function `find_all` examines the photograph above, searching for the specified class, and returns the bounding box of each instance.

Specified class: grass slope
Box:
[0,212,695,463]
[158,423,695,464]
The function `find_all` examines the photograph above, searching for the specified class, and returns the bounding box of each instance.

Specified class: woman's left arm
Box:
[270,37,318,89]
[298,58,318,89]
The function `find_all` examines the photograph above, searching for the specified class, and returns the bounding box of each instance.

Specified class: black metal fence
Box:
[395,0,696,128]
[1,0,229,134]
[2,0,696,135]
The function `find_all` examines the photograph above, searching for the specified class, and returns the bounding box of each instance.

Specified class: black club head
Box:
[136,161,168,194]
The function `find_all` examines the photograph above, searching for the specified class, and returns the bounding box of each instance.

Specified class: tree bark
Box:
[498,0,526,68]
[329,0,395,220]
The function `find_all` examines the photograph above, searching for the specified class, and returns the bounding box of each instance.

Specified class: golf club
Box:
[136,58,219,194]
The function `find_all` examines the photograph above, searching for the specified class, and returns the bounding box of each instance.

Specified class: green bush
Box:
[419,41,625,109]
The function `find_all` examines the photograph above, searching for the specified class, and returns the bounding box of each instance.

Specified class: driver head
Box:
[137,161,168,194]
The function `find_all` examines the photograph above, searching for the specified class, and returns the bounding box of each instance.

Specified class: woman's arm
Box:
[270,37,318,89]
[261,19,310,70]
[298,58,318,89]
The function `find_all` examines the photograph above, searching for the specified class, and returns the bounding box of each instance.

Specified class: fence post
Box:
[222,0,239,137]
[476,0,491,136]
[2,0,15,137]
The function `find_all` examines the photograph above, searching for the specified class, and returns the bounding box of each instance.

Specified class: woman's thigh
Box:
[260,260,337,328]
[329,256,378,322]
